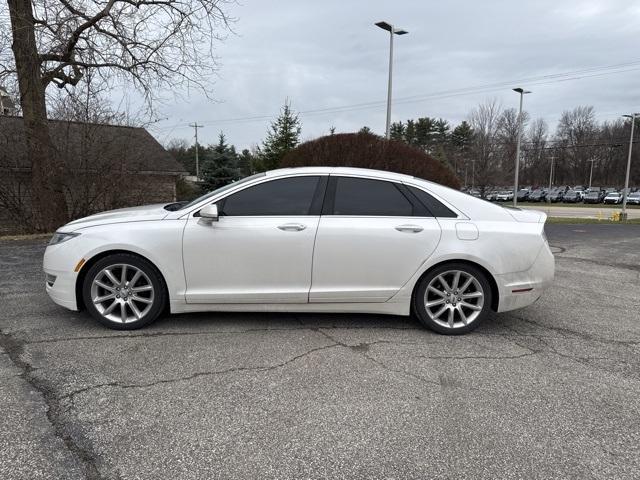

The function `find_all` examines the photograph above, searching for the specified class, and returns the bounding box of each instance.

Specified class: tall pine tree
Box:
[259,101,302,171]
[201,132,240,191]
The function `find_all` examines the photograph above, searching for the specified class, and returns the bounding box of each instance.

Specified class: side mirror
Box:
[199,204,219,222]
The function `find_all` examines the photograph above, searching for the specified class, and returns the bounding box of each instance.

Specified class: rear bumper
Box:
[495,243,555,313]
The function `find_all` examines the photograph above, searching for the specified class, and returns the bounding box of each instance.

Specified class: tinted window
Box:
[332,177,413,216]
[221,176,320,216]
[407,186,457,218]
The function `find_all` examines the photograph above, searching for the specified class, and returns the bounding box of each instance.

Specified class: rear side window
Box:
[406,186,457,218]
[221,176,321,216]
[331,177,413,216]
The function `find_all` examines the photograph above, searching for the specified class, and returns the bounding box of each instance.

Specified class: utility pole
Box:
[621,113,638,220]
[548,154,555,192]
[375,21,408,139]
[189,123,204,180]
[512,87,531,207]
[472,159,476,189]
[588,158,596,189]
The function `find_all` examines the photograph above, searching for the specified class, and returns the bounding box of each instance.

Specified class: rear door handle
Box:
[395,224,424,233]
[278,223,307,232]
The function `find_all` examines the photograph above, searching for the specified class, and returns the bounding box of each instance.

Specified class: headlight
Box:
[49,231,80,246]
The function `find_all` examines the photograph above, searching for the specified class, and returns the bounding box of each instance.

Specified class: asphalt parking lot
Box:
[1,224,639,479]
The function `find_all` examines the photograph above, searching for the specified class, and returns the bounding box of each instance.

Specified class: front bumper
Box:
[495,243,555,313]
[43,243,80,311]
[44,269,79,310]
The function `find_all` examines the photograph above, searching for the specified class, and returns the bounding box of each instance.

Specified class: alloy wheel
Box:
[423,269,484,329]
[90,263,155,323]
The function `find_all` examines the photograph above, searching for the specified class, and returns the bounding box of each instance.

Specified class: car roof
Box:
[264,166,416,182]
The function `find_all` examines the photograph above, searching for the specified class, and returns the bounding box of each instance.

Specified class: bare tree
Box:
[555,106,598,185]
[496,107,529,182]
[468,99,502,194]
[1,0,232,231]
[524,118,548,186]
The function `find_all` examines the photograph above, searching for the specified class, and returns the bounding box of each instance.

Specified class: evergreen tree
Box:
[201,132,240,191]
[237,148,254,177]
[451,121,474,149]
[405,119,417,145]
[389,121,405,141]
[358,126,374,135]
[433,144,452,169]
[414,117,435,150]
[259,101,302,171]
[433,118,451,146]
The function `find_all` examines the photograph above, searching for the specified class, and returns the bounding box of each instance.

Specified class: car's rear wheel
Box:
[413,263,492,335]
[82,253,166,330]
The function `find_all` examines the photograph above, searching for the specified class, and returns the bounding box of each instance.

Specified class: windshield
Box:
[175,173,266,211]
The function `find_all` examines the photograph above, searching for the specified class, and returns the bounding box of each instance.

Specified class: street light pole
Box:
[512,88,531,207]
[621,113,638,220]
[548,154,555,192]
[375,21,408,139]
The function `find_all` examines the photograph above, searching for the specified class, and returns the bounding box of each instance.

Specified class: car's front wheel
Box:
[413,263,492,335]
[82,253,166,330]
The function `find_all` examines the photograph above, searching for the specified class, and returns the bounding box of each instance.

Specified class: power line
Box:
[151,59,640,132]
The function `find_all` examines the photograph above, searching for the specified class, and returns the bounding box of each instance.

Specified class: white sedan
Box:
[44,167,554,334]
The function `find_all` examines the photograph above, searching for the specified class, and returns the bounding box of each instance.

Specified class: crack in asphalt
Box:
[60,342,341,405]
[0,328,104,480]
[309,325,442,388]
[555,254,640,273]
[495,317,640,379]
[510,315,640,348]
[414,351,537,361]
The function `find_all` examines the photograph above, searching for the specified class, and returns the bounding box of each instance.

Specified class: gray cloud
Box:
[146,0,640,148]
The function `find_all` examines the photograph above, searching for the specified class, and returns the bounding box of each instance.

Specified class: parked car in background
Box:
[627,192,640,205]
[486,189,499,202]
[528,189,547,202]
[516,189,531,202]
[563,190,582,203]
[496,190,514,202]
[583,191,604,204]
[603,192,623,204]
[547,189,565,203]
[43,167,554,334]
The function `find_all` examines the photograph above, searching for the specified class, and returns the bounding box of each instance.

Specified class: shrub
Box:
[281,132,461,189]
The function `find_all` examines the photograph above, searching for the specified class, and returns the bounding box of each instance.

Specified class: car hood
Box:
[62,204,170,231]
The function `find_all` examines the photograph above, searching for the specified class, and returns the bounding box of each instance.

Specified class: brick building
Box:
[0,116,186,234]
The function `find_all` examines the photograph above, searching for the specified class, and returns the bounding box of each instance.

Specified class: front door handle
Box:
[278,223,307,232]
[395,224,424,233]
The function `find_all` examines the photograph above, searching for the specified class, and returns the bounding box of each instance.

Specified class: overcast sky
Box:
[147,0,640,149]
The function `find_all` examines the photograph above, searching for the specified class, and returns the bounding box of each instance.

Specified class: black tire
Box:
[82,253,167,330]
[412,262,493,335]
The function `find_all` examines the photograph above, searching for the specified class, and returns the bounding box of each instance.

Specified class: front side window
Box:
[220,176,321,216]
[332,177,413,216]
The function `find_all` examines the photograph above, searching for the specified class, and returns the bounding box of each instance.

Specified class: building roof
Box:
[0,116,185,175]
